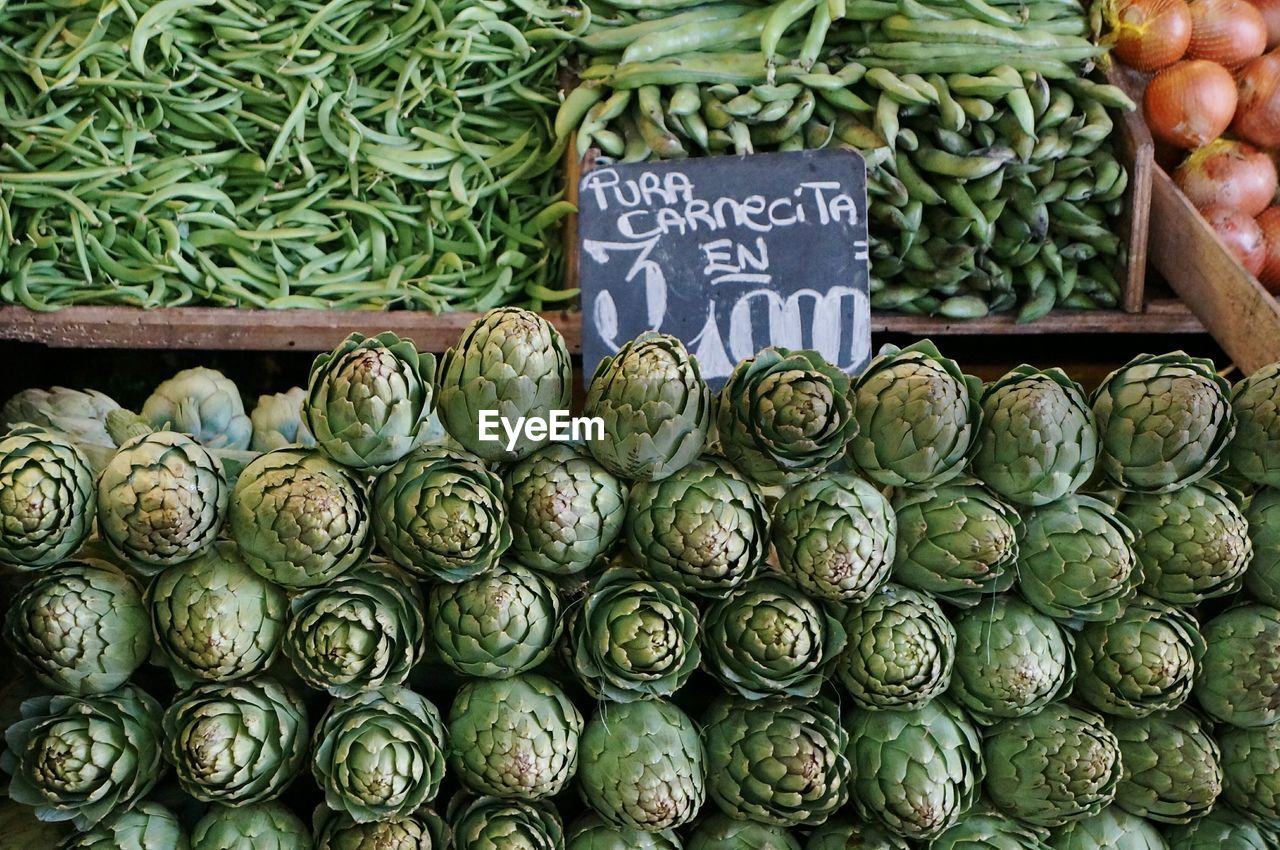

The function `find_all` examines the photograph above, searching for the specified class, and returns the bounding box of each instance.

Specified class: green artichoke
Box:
[314,808,449,850]
[803,818,910,850]
[162,677,308,805]
[1111,709,1222,824]
[566,814,681,850]
[448,794,564,850]
[836,582,955,710]
[972,366,1098,507]
[583,332,711,482]
[844,698,984,840]
[577,699,706,832]
[426,561,562,678]
[1218,723,1280,829]
[1090,352,1235,492]
[1,685,163,829]
[1165,811,1275,850]
[703,574,846,699]
[984,703,1122,828]
[1119,481,1252,605]
[372,445,510,583]
[891,481,1020,607]
[59,801,189,850]
[312,685,448,823]
[447,673,583,800]
[303,331,436,471]
[929,810,1054,850]
[685,814,800,850]
[714,347,858,486]
[568,567,700,701]
[503,444,627,576]
[848,341,982,488]
[3,386,120,448]
[1244,488,1280,607]
[142,367,252,451]
[229,448,372,589]
[436,307,573,463]
[191,802,313,850]
[1227,361,1280,488]
[1073,596,1205,718]
[950,595,1073,723]
[1016,495,1140,627]
[771,472,897,603]
[1196,603,1280,728]
[4,559,149,695]
[284,560,425,696]
[0,426,96,570]
[1046,807,1168,850]
[624,457,770,597]
[250,388,315,451]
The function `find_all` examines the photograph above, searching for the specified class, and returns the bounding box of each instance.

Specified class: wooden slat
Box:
[1109,66,1155,314]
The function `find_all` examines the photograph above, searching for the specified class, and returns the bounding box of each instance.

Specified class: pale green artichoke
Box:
[1227,361,1280,488]
[1196,603,1280,728]
[191,802,313,850]
[313,808,448,850]
[930,810,1054,850]
[436,307,572,463]
[1091,352,1234,492]
[229,448,372,589]
[771,472,896,602]
[303,331,436,470]
[59,801,189,850]
[577,699,706,832]
[972,366,1098,507]
[1218,723,1280,829]
[142,367,252,451]
[584,332,710,482]
[372,445,510,583]
[624,457,770,597]
[1046,807,1168,850]
[250,387,315,451]
[447,794,564,850]
[0,426,96,570]
[1165,811,1274,850]
[1244,488,1280,607]
[848,341,982,488]
[566,815,681,850]
[1111,709,1222,824]
[4,559,149,695]
[3,386,120,448]
[503,443,627,576]
[804,818,910,850]
[686,814,800,850]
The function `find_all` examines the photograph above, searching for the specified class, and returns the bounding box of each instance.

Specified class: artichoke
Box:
[1073,596,1205,718]
[804,818,910,850]
[1165,811,1275,850]
[59,801,189,850]
[714,347,858,486]
[577,699,706,832]
[503,444,627,576]
[303,331,436,470]
[1244,487,1280,607]
[284,560,425,697]
[568,567,700,701]
[372,445,510,583]
[891,481,1020,607]
[771,472,897,603]
[250,387,315,451]
[141,367,252,451]
[4,559,149,695]
[1196,603,1280,728]
[0,426,96,570]
[447,673,583,800]
[848,340,982,488]
[162,677,308,805]
[1046,807,1169,850]
[426,562,562,678]
[447,794,564,850]
[229,448,372,589]
[624,457,770,597]
[1016,495,1140,627]
[1111,709,1222,824]
[950,595,1073,723]
[685,814,800,850]
[836,582,955,710]
[702,574,846,699]
[972,366,1098,507]
[1120,481,1253,605]
[314,808,449,850]
[1218,723,1280,829]
[0,685,164,829]
[312,685,448,823]
[3,386,120,448]
[565,815,681,850]
[96,431,228,573]
[191,802,313,850]
[1227,361,1280,488]
[436,307,573,463]
[843,698,984,840]
[583,332,711,482]
[930,810,1054,850]
[1090,352,1235,492]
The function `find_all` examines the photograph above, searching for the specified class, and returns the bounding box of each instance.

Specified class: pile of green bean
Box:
[0,0,584,310]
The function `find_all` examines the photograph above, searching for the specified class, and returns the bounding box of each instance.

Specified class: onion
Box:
[1175,139,1279,215]
[1234,50,1280,148]
[1144,60,1239,148]
[1110,0,1193,70]
[1254,0,1280,46]
[1259,206,1280,293]
[1203,205,1268,275]
[1187,0,1269,65]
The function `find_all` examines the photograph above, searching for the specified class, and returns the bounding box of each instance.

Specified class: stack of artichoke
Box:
[2,314,1280,850]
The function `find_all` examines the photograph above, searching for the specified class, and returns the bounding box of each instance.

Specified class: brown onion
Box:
[1203,205,1268,274]
[1175,139,1279,215]
[1144,60,1239,148]
[1234,50,1280,148]
[1253,0,1280,46]
[1259,206,1280,292]
[1187,0,1269,65]
[1111,0,1193,70]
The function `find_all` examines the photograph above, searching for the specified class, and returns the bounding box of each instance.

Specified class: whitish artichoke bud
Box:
[1218,723,1280,829]
[3,386,120,448]
[436,307,572,463]
[1049,807,1169,850]
[929,810,1052,850]
[584,332,711,482]
[1111,709,1223,824]
[191,803,312,850]
[0,426,96,570]
[1228,361,1280,488]
[805,818,909,850]
[372,445,510,583]
[1245,488,1280,607]
[972,365,1098,507]
[849,341,982,488]
[314,807,448,850]
[566,814,682,850]
[686,813,801,850]
[142,367,252,451]
[59,801,189,850]
[447,794,564,850]
[250,387,315,452]
[229,448,372,589]
[1163,811,1274,850]
[1091,352,1235,492]
[714,347,858,486]
[305,331,437,471]
[1197,603,1280,728]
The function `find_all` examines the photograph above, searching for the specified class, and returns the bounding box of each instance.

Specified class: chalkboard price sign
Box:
[577,149,870,388]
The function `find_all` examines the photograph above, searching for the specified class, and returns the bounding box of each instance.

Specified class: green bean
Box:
[913,144,1009,178]
[875,90,900,151]
[865,67,932,104]
[762,0,818,61]
[800,0,832,67]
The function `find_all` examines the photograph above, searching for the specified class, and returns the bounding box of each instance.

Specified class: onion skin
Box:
[1144,60,1239,148]
[1254,0,1280,46]
[1111,0,1193,70]
[1234,50,1280,148]
[1175,139,1279,216]
[1259,206,1280,293]
[1187,0,1269,66]
[1203,205,1268,275]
